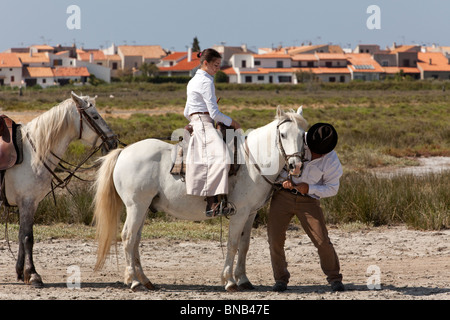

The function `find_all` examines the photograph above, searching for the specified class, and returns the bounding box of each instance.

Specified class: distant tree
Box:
[215,70,228,83]
[192,37,201,52]
[140,62,159,77]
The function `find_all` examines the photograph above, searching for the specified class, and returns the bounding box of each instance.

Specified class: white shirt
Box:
[184,69,232,126]
[278,148,343,199]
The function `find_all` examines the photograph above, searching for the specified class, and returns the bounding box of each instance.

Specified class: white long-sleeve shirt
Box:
[184,69,232,126]
[278,148,343,199]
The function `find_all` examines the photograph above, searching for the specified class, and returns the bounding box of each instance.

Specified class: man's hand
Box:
[282,180,309,194]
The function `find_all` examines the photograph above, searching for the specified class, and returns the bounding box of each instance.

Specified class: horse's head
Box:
[275,106,308,176]
[71,92,118,154]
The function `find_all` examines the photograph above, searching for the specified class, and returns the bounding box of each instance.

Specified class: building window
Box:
[307,61,314,68]
[245,76,252,83]
[326,61,332,68]
[329,77,336,82]
[112,62,118,70]
[11,76,15,82]
[43,79,46,84]
[242,60,247,68]
[340,76,345,83]
[278,76,291,83]
[254,60,261,66]
[276,61,283,68]
[257,76,264,81]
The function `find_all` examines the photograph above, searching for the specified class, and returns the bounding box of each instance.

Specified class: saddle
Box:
[170,122,241,178]
[0,115,23,207]
[0,115,23,170]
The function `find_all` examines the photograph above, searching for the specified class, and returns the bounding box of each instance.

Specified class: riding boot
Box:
[205,195,236,217]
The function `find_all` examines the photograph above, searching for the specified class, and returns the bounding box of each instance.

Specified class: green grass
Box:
[0,81,449,235]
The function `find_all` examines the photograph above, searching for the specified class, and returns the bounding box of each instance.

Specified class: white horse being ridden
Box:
[93,106,307,291]
[4,92,117,287]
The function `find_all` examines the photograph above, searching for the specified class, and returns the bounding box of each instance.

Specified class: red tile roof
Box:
[118,45,166,59]
[417,52,450,72]
[346,53,384,72]
[253,54,291,59]
[23,67,54,78]
[78,50,106,61]
[0,53,22,68]
[15,52,50,64]
[53,67,90,77]
[158,52,200,71]
[162,52,187,61]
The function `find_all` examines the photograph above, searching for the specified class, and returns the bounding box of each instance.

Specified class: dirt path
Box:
[0,225,449,300]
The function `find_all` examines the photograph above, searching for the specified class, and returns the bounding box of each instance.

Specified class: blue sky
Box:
[1,0,449,52]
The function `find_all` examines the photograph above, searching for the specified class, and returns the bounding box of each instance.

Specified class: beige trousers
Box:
[185,114,230,196]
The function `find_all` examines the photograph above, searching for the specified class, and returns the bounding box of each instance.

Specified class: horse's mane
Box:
[278,109,308,131]
[25,98,75,168]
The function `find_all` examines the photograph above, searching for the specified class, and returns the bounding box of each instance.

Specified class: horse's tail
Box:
[92,148,123,271]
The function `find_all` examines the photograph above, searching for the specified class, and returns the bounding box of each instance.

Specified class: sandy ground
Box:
[0,225,449,301]
[2,110,448,304]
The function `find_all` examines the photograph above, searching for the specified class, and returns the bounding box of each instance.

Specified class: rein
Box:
[25,102,118,204]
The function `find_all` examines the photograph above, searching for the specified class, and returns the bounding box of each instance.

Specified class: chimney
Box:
[29,48,33,57]
[241,44,247,52]
[188,47,192,62]
[90,53,94,63]
[429,58,432,65]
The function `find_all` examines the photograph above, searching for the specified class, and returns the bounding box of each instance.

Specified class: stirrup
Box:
[205,200,236,218]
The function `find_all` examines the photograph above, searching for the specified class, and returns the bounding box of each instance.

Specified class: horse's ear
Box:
[71,91,85,108]
[276,105,285,119]
[297,106,303,116]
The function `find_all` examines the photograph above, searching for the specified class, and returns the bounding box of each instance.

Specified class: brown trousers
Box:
[267,189,342,284]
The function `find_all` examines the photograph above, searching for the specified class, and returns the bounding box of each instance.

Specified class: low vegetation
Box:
[0,81,448,238]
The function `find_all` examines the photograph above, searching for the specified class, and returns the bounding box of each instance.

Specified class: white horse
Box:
[3,92,117,287]
[93,106,307,291]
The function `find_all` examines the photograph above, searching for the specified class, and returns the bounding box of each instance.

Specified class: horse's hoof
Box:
[238,281,255,290]
[31,280,44,288]
[144,281,157,290]
[131,282,148,292]
[226,283,239,292]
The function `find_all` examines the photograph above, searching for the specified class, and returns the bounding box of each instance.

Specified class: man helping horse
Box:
[267,122,345,292]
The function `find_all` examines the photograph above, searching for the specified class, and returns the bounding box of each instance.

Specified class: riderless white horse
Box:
[2,92,117,287]
[93,106,307,291]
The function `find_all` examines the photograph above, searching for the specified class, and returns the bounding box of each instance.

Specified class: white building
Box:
[0,53,23,87]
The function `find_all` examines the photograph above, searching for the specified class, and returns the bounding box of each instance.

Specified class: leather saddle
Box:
[0,115,23,171]
[170,122,240,178]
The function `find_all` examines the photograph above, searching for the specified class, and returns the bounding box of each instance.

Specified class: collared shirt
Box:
[278,148,343,199]
[184,69,232,126]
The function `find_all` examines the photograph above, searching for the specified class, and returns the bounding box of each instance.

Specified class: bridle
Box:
[26,101,119,203]
[75,101,118,148]
[275,118,306,173]
[244,118,306,186]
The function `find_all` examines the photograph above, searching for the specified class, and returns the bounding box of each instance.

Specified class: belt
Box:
[190,112,210,117]
[282,188,312,198]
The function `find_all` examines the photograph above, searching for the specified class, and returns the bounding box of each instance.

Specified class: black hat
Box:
[306,123,338,154]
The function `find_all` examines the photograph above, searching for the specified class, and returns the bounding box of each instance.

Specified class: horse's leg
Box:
[16,200,43,287]
[133,220,155,290]
[221,212,249,292]
[121,203,149,291]
[235,212,257,290]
